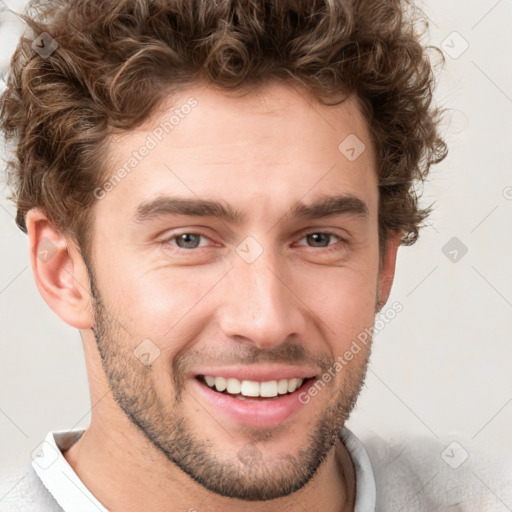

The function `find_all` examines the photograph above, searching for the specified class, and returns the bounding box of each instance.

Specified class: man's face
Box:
[86,82,386,500]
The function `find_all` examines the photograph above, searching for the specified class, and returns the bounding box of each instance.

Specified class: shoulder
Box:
[0,464,63,512]
[359,430,512,512]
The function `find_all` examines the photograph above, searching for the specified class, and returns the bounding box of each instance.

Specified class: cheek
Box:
[305,267,378,347]
[107,267,220,349]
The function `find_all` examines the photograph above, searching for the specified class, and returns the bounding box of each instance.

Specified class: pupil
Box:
[308,233,329,247]
[178,233,200,248]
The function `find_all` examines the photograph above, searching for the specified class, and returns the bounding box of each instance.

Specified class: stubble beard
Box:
[87,267,372,501]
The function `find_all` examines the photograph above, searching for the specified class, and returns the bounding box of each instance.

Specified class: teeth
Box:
[204,376,216,387]
[277,379,289,394]
[288,378,299,393]
[240,380,260,397]
[214,377,227,392]
[205,376,305,398]
[260,380,278,397]
[226,378,241,394]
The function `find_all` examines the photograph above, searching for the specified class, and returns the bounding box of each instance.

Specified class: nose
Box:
[217,243,308,350]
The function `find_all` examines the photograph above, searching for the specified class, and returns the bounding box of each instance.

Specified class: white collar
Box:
[32,429,108,512]
[340,426,377,511]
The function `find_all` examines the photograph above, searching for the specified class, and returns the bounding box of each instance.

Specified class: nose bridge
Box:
[218,239,305,348]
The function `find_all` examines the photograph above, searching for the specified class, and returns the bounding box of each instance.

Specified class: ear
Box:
[376,231,401,312]
[25,208,94,329]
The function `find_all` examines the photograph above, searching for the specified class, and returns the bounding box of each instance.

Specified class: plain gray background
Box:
[1,0,511,495]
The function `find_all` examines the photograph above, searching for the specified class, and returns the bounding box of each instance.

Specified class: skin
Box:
[26,81,400,512]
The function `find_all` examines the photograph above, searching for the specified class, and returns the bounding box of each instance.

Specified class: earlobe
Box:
[376,232,401,312]
[26,209,94,329]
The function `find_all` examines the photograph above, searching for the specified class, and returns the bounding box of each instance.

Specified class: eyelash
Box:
[162,230,348,253]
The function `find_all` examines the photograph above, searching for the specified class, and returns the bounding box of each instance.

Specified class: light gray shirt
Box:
[2,426,511,511]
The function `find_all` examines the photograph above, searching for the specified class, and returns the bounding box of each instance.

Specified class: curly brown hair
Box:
[0,0,447,260]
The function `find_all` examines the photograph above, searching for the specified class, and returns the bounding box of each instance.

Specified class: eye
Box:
[161,230,347,253]
[296,231,346,250]
[166,232,211,250]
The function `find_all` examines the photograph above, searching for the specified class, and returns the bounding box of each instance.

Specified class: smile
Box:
[191,369,318,427]
[200,375,307,399]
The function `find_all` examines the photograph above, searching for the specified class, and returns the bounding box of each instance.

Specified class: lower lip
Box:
[190,378,315,428]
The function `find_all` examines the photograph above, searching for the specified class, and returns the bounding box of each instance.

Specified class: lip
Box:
[190,374,316,428]
[191,365,319,382]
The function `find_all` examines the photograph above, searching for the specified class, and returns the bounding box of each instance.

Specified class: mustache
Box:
[173,342,335,377]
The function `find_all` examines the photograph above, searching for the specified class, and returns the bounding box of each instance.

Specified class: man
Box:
[3,0,501,510]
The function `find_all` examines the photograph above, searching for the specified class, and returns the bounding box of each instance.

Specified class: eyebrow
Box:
[134,194,369,224]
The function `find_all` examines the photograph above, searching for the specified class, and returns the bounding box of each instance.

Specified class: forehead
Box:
[99,82,378,225]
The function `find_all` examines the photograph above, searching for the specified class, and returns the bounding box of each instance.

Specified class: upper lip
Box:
[191,365,318,382]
